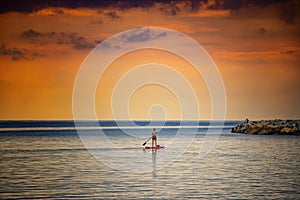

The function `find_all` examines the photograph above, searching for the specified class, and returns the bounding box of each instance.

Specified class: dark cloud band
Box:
[0,0,295,13]
[0,0,168,13]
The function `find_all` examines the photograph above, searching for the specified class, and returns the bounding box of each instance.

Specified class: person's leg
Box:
[155,138,157,146]
[152,139,154,147]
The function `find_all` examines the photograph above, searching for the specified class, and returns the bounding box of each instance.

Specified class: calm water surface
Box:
[0,121,299,199]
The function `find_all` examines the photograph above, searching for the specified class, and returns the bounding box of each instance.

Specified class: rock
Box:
[240,124,249,133]
[247,126,259,134]
[256,123,264,129]
[259,129,270,135]
[280,127,297,134]
[269,125,281,133]
[232,119,300,135]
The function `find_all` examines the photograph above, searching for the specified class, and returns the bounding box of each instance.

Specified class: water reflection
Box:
[152,149,157,177]
[142,148,157,177]
[1,132,299,199]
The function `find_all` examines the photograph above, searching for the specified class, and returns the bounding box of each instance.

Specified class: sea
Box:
[0,120,299,199]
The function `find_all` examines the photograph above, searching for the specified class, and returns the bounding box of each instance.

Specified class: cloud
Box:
[105,11,120,19]
[0,0,160,13]
[32,7,64,16]
[0,0,112,13]
[281,48,299,55]
[279,1,300,25]
[121,28,167,43]
[31,7,98,17]
[68,33,96,50]
[198,0,300,25]
[0,44,44,61]
[0,44,26,61]
[191,0,201,12]
[216,48,300,61]
[115,0,155,10]
[20,29,97,50]
[91,20,103,24]
[258,27,266,36]
[188,9,230,17]
[223,0,244,10]
[1,0,297,14]
[21,29,42,39]
[159,3,181,16]
[2,0,298,28]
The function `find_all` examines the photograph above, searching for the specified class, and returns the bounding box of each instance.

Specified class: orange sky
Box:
[0,1,299,120]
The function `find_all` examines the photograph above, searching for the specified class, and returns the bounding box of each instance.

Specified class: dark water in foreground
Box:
[0,121,299,199]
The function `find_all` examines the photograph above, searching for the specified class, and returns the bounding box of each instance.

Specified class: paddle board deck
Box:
[144,145,165,149]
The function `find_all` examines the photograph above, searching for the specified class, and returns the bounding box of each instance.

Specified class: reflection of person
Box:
[152,149,157,177]
[152,128,157,147]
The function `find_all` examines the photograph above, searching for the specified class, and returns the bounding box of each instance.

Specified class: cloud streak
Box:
[20,29,98,50]
[216,47,300,61]
[0,44,26,61]
[121,28,167,43]
[0,44,44,61]
[105,11,120,19]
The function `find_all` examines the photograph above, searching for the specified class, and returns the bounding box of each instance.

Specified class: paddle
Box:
[142,137,152,146]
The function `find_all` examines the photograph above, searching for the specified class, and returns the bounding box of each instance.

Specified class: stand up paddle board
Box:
[144,145,165,149]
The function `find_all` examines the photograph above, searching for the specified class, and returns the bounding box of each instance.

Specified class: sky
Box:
[0,0,299,120]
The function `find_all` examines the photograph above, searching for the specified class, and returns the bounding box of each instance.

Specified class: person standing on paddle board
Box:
[152,128,157,147]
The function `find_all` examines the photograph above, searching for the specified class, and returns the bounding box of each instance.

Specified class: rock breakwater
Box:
[232,119,300,135]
